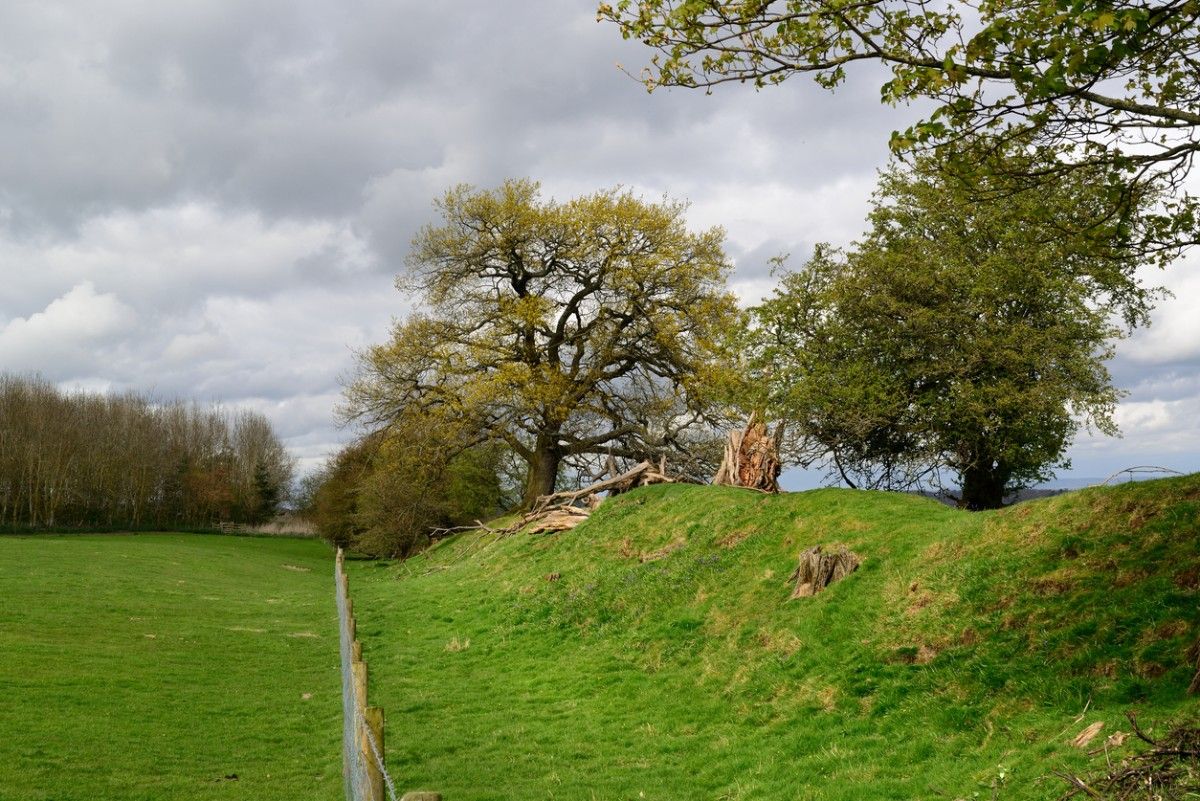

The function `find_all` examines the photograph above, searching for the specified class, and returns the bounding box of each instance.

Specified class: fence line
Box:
[336,547,397,801]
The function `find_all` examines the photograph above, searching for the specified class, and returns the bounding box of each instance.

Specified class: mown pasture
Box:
[0,534,340,801]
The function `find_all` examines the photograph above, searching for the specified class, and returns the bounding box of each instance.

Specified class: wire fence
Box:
[336,548,397,801]
[1099,465,1184,485]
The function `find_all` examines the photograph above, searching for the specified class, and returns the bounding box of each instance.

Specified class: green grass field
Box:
[0,533,341,801]
[347,476,1200,800]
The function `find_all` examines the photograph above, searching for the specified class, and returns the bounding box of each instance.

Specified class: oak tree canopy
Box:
[344,179,738,506]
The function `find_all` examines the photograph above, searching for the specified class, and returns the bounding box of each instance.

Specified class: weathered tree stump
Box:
[713,413,783,492]
[788,545,861,598]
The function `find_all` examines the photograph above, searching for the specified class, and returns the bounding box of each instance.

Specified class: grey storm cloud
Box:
[1,0,1196,481]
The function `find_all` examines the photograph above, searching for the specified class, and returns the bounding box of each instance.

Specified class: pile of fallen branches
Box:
[510,459,676,534]
[429,459,676,540]
[1057,712,1200,800]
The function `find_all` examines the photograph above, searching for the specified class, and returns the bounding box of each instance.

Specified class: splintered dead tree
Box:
[712,414,783,493]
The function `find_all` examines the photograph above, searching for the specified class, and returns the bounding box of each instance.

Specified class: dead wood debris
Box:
[712,413,784,493]
[428,520,499,541]
[1073,721,1106,749]
[516,460,676,533]
[1057,712,1200,800]
[431,460,677,540]
[788,544,861,599]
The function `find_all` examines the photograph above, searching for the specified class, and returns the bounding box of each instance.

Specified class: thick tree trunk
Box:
[713,414,783,492]
[959,463,1007,510]
[523,439,563,508]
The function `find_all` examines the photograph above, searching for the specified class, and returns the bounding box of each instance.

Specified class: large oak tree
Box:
[344,180,738,506]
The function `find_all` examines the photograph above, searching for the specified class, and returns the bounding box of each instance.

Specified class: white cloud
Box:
[163,329,227,365]
[1,202,396,472]
[1115,400,1175,434]
[1070,395,1200,475]
[689,175,878,255]
[1123,254,1200,365]
[0,281,134,373]
[0,202,374,315]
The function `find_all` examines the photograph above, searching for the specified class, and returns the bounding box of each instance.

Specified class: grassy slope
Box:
[0,534,341,801]
[348,475,1200,801]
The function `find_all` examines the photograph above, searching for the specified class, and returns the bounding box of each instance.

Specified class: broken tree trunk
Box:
[712,413,783,492]
[788,545,861,599]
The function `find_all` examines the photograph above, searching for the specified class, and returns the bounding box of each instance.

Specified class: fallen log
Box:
[485,459,678,536]
[531,461,672,514]
[524,506,591,534]
[428,520,498,541]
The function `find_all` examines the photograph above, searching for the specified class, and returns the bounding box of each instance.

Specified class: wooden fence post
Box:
[353,660,368,708]
[363,706,386,801]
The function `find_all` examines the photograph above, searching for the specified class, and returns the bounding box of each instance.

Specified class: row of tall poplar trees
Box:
[0,375,293,530]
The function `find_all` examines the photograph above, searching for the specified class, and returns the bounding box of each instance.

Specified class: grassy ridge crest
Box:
[349,475,1200,800]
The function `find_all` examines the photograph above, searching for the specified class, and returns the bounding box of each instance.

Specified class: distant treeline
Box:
[0,375,294,531]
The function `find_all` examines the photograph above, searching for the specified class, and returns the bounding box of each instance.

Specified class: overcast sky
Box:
[1,0,1197,487]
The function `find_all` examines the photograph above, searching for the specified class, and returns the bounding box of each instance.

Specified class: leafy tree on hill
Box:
[600,0,1200,256]
[747,147,1162,509]
[344,179,739,506]
[304,418,507,557]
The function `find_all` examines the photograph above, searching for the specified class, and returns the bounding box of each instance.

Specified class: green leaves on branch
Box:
[600,0,1200,249]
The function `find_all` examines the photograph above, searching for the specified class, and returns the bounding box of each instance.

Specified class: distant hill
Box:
[917,486,1073,507]
[918,469,1190,507]
[346,474,1200,800]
